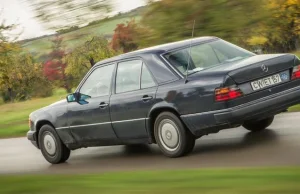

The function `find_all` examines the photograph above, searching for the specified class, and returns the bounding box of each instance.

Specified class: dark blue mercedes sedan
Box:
[27,37,300,164]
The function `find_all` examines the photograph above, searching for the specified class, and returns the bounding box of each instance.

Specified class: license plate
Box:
[251,72,288,91]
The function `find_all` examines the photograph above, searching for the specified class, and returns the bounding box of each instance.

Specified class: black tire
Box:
[154,112,195,158]
[38,124,71,164]
[243,116,274,132]
[184,138,196,155]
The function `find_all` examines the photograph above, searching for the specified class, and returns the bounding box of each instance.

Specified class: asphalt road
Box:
[1,112,300,174]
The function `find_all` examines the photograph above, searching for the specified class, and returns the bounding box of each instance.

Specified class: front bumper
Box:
[181,85,300,137]
[27,130,38,148]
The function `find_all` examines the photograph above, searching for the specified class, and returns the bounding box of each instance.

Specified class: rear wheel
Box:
[243,116,274,132]
[154,112,195,158]
[38,124,70,164]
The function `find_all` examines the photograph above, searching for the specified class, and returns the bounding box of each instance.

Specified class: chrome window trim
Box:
[159,53,184,79]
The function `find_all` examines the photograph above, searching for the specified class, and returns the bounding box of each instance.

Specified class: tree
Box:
[111,19,144,53]
[0,51,49,102]
[26,0,112,30]
[255,0,300,52]
[0,21,21,102]
[43,35,72,93]
[0,15,52,102]
[141,0,267,46]
[65,36,117,79]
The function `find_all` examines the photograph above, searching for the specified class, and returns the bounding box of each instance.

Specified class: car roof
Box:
[95,36,219,66]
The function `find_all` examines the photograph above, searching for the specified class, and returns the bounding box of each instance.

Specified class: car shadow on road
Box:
[192,129,278,155]
[122,144,157,156]
[47,129,279,170]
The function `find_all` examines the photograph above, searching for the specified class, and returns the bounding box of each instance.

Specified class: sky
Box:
[0,0,146,40]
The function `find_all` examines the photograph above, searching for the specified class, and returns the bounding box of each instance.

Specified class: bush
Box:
[31,79,53,98]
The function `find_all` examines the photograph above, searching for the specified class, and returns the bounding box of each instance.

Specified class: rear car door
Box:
[67,63,117,144]
[110,59,158,140]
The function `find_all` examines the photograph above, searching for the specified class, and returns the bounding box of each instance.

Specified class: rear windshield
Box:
[164,39,254,74]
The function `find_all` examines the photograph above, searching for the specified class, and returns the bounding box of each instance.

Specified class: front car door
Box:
[67,63,117,145]
[110,59,158,141]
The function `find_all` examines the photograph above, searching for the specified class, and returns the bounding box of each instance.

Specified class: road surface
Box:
[1,113,300,174]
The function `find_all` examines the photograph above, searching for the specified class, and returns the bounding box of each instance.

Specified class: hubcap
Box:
[158,119,180,151]
[43,133,57,155]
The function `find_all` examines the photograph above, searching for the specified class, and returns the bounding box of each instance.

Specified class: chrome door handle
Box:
[99,103,109,108]
[142,96,153,101]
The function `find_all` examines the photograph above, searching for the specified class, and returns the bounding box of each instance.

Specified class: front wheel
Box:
[154,112,195,158]
[243,116,274,132]
[38,124,71,164]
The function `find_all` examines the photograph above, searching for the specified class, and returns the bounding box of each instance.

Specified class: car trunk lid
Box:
[225,54,295,84]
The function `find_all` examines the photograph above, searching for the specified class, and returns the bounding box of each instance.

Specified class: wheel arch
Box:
[147,104,183,143]
[35,120,56,148]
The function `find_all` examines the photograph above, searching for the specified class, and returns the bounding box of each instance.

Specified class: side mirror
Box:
[66,93,91,105]
[66,94,76,103]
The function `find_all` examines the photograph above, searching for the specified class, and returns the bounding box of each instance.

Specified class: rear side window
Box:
[141,64,156,89]
[116,60,143,93]
[146,55,178,84]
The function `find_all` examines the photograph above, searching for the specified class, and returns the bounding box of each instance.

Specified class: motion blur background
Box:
[0,0,300,193]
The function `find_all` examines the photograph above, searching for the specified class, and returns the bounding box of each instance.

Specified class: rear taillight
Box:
[292,65,300,80]
[215,86,243,102]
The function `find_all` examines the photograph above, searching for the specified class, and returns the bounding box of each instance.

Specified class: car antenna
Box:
[185,20,196,84]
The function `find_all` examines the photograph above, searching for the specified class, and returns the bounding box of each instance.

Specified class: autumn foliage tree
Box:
[0,20,50,102]
[111,19,144,53]
[65,36,117,80]
[43,35,72,93]
[0,48,50,102]
[263,0,300,52]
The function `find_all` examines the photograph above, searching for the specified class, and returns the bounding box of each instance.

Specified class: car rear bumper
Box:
[181,85,300,137]
[27,130,38,148]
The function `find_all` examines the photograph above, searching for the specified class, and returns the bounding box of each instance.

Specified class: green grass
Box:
[0,167,300,194]
[293,51,300,58]
[0,89,67,138]
[22,16,141,58]
[288,104,300,112]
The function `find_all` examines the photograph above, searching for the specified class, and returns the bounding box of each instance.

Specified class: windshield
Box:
[164,39,255,74]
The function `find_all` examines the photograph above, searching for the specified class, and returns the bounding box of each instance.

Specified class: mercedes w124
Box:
[27,37,300,164]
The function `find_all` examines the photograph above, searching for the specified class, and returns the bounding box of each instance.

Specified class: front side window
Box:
[164,39,254,74]
[116,60,143,93]
[80,64,115,97]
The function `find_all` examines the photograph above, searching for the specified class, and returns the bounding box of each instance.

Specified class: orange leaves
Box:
[111,19,141,53]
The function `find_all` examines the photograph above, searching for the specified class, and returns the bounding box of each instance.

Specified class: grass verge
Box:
[0,89,67,138]
[0,167,300,194]
[288,104,300,112]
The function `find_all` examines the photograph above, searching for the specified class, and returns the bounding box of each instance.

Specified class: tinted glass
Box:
[147,55,178,84]
[164,39,254,74]
[116,60,142,93]
[141,64,156,89]
[80,64,115,97]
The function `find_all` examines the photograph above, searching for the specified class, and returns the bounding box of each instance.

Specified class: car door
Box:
[110,59,158,140]
[67,63,117,144]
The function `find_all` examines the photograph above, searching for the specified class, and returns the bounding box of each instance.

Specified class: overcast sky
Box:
[0,0,146,40]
